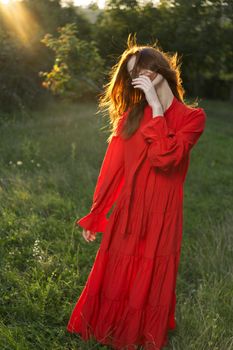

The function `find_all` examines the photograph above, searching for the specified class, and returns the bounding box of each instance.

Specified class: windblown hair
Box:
[98,33,197,142]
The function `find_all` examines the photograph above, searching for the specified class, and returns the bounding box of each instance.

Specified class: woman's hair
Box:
[98,33,197,142]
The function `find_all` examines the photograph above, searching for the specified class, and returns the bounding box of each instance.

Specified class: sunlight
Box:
[0,1,40,47]
[1,0,10,4]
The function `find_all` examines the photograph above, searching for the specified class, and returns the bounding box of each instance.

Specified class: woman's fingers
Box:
[132,75,151,86]
[82,229,89,242]
[133,74,163,87]
[131,74,161,108]
[82,229,96,242]
[132,82,148,90]
[132,75,155,91]
[88,232,96,241]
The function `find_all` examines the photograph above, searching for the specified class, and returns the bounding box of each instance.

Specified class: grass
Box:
[0,97,232,349]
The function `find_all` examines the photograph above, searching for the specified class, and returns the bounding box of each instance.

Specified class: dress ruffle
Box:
[67,247,179,349]
[76,211,108,233]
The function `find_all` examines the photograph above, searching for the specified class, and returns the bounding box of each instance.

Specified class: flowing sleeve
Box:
[76,114,126,234]
[140,107,206,172]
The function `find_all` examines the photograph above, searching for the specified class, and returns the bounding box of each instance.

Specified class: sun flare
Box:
[1,0,10,4]
[0,0,40,47]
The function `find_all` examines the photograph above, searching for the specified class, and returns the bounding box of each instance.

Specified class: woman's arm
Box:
[76,114,126,234]
[140,107,206,172]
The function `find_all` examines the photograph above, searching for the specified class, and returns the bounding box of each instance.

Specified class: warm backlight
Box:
[0,0,40,47]
[1,0,10,4]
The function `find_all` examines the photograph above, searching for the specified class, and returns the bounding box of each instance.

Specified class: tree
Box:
[40,23,105,100]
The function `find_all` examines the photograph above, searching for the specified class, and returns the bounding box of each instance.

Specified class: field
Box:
[0,98,232,349]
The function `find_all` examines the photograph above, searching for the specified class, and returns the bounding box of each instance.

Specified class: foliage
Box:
[40,23,105,100]
[0,0,233,113]
[0,29,43,113]
[0,0,91,113]
[93,0,233,100]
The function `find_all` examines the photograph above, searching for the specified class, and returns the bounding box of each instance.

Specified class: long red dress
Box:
[66,96,206,349]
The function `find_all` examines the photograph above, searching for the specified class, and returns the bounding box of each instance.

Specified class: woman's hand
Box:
[131,74,164,117]
[81,228,96,242]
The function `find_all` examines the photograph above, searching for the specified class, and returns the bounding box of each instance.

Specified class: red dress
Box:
[66,96,206,349]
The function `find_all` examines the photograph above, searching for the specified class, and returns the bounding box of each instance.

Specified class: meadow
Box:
[0,97,232,349]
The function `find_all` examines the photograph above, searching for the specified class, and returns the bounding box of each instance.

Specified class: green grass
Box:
[0,97,232,349]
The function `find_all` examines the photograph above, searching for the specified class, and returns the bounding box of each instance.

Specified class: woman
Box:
[66,36,207,349]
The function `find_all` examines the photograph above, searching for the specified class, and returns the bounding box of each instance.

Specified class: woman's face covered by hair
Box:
[127,54,163,87]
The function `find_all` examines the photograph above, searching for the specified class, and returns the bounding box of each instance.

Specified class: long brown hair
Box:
[98,34,197,142]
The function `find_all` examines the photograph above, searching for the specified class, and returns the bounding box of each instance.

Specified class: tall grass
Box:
[0,98,232,349]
